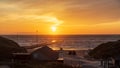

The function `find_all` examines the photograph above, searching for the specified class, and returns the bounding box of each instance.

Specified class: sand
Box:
[59,50,103,68]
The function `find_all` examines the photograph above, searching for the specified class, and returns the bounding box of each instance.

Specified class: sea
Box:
[2,35,120,50]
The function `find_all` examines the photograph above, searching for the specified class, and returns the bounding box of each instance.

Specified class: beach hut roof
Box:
[31,46,59,61]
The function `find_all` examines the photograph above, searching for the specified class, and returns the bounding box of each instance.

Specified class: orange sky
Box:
[0,0,120,35]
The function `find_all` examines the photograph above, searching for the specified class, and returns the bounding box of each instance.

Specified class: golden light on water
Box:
[51,40,59,50]
[51,40,57,43]
[51,47,59,50]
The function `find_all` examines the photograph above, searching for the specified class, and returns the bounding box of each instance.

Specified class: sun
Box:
[51,26,57,32]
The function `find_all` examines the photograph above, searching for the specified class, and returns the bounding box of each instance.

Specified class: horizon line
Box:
[1,34,120,36]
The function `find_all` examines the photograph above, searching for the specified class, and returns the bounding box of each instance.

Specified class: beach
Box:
[2,35,120,68]
[59,50,102,68]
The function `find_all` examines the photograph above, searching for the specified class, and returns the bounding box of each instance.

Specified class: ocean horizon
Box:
[1,35,120,50]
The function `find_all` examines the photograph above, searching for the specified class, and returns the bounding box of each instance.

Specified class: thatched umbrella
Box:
[0,36,27,60]
[89,40,120,59]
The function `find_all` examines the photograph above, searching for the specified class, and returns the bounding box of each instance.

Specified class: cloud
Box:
[0,0,120,25]
[59,0,120,24]
[0,14,63,27]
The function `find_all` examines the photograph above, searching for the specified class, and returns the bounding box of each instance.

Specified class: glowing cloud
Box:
[0,0,120,35]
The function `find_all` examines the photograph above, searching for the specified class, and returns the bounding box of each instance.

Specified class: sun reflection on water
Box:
[51,40,57,43]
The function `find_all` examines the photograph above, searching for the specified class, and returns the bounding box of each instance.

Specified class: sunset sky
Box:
[0,0,120,35]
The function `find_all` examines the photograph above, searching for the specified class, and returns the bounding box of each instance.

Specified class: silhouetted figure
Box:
[68,50,76,55]
[115,60,120,68]
[72,51,76,55]
[68,51,72,55]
